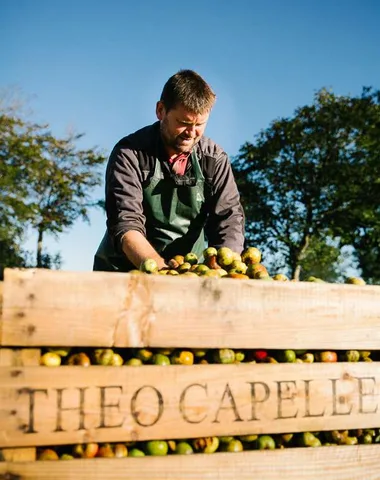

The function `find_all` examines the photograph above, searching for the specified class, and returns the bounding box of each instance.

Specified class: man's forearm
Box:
[121,230,167,270]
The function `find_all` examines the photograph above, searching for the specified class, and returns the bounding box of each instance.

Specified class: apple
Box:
[257,435,276,450]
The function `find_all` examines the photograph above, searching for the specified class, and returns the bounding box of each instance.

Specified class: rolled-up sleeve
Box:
[205,151,245,254]
[105,146,146,252]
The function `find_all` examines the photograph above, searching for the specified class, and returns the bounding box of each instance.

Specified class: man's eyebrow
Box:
[178,119,206,125]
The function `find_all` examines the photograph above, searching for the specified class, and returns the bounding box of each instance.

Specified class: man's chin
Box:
[176,140,197,152]
[176,146,192,153]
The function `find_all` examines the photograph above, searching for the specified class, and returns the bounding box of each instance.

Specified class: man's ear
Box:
[156,101,165,120]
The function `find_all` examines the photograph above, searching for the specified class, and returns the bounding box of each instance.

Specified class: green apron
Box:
[93,151,207,272]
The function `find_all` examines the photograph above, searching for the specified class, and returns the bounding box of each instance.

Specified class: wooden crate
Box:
[0,268,380,479]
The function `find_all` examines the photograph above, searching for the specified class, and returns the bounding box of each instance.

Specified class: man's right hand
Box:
[121,230,167,270]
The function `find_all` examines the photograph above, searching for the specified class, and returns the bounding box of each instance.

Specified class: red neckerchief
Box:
[168,152,190,176]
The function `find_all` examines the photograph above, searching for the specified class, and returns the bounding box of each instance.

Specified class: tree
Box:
[0,94,107,268]
[24,131,107,267]
[233,87,380,282]
[0,225,27,271]
[297,238,358,283]
[0,102,37,267]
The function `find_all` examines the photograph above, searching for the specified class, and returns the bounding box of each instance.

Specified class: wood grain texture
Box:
[0,347,40,462]
[0,281,3,346]
[0,445,379,479]
[1,362,379,448]
[2,268,380,349]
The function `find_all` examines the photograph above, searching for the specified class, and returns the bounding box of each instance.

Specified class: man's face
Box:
[156,101,210,156]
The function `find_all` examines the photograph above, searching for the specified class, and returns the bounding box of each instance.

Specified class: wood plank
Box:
[0,281,3,346]
[0,445,379,479]
[2,268,139,347]
[0,348,40,462]
[0,348,41,367]
[0,447,36,463]
[0,280,40,460]
[2,268,380,349]
[1,362,380,448]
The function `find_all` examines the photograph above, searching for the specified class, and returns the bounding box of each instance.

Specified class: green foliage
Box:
[0,227,27,269]
[299,238,358,283]
[352,234,380,285]
[233,87,380,282]
[0,93,107,268]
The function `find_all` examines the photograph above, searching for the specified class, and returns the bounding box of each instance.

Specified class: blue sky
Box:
[1,0,380,271]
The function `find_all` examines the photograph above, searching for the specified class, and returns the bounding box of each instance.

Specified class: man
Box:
[94,69,245,272]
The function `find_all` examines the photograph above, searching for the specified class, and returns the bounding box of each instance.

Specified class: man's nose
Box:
[185,125,197,137]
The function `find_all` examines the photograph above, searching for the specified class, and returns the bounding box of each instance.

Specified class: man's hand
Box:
[121,230,167,270]
[167,258,180,270]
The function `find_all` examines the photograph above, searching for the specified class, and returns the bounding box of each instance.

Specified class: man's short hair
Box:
[160,69,216,113]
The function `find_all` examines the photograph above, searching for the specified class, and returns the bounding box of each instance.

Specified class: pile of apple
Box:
[133,245,366,285]
[40,345,375,368]
[37,427,380,460]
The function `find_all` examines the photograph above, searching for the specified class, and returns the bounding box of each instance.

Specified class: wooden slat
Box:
[0,348,41,367]
[0,281,3,346]
[0,447,36,463]
[2,268,380,349]
[0,445,379,479]
[0,348,40,462]
[1,362,380,448]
